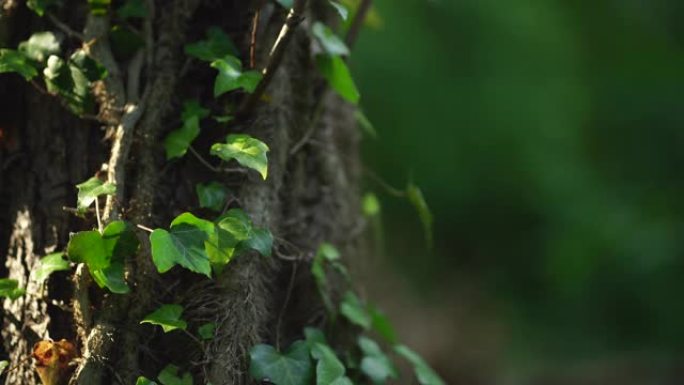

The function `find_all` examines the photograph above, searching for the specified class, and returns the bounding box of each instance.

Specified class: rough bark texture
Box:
[0,1,362,384]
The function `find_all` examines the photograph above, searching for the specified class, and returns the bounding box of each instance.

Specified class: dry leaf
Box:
[32,339,77,385]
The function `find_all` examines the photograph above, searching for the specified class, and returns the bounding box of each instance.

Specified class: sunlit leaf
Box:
[0,49,39,80]
[316,55,359,104]
[33,252,71,283]
[362,193,380,217]
[312,22,349,56]
[140,304,187,333]
[329,1,349,20]
[0,279,25,300]
[70,50,108,82]
[150,212,214,277]
[210,134,269,179]
[211,56,262,97]
[136,377,158,385]
[0,361,9,376]
[18,31,60,62]
[75,176,116,213]
[249,341,314,385]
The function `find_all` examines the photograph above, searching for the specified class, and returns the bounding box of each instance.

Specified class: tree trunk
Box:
[0,1,362,384]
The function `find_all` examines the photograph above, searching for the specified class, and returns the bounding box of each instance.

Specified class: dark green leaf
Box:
[0,49,39,80]
[88,0,111,15]
[394,345,445,385]
[316,55,359,104]
[118,0,147,19]
[150,212,214,277]
[70,50,108,82]
[242,228,273,257]
[249,341,313,385]
[358,336,397,384]
[157,364,193,385]
[303,327,328,348]
[75,176,116,213]
[340,291,371,329]
[33,252,71,283]
[44,54,97,115]
[196,182,228,212]
[312,22,349,56]
[18,31,60,62]
[211,56,262,97]
[0,279,25,300]
[406,183,433,248]
[26,0,55,16]
[275,0,293,8]
[136,377,158,385]
[198,322,216,340]
[181,100,210,121]
[311,343,345,385]
[164,115,200,160]
[210,134,269,179]
[110,25,145,57]
[141,304,187,333]
[185,27,237,62]
[369,307,397,344]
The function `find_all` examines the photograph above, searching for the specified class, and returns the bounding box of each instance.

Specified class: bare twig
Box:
[47,12,86,40]
[136,224,154,233]
[344,0,372,49]
[94,197,103,233]
[276,262,298,350]
[188,145,220,172]
[237,0,308,116]
[249,9,261,69]
[290,89,327,155]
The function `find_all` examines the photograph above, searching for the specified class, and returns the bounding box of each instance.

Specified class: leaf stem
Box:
[188,145,220,173]
[136,224,154,233]
[364,167,407,198]
[95,197,103,234]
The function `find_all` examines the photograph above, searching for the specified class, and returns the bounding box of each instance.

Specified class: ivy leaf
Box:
[136,377,158,385]
[157,364,193,385]
[369,307,397,344]
[355,109,377,138]
[312,22,349,56]
[216,209,253,241]
[362,193,380,217]
[70,50,108,82]
[316,55,359,104]
[312,243,341,314]
[88,0,111,15]
[76,176,116,213]
[198,322,216,340]
[18,31,60,62]
[328,1,349,21]
[26,0,55,16]
[0,361,8,376]
[275,0,293,8]
[150,212,214,277]
[303,327,328,347]
[0,49,39,80]
[340,291,371,329]
[0,279,25,300]
[181,99,210,121]
[33,252,71,283]
[241,228,273,257]
[164,115,200,160]
[311,343,345,385]
[185,27,237,62]
[118,0,147,19]
[44,54,98,115]
[249,341,314,385]
[394,345,445,385]
[211,56,262,97]
[66,221,138,294]
[43,55,73,94]
[210,134,269,179]
[140,304,187,333]
[358,336,397,384]
[406,183,433,248]
[196,182,229,212]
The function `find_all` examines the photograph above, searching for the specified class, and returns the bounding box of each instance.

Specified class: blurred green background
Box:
[350,0,684,383]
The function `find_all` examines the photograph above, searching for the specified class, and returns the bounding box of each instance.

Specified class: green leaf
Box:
[141,304,187,333]
[164,115,200,160]
[340,291,371,329]
[198,322,216,340]
[211,56,262,96]
[303,327,328,348]
[44,54,98,115]
[0,279,25,300]
[18,32,60,62]
[136,377,158,385]
[312,22,349,56]
[329,1,349,21]
[196,182,229,212]
[76,176,116,213]
[312,243,340,314]
[70,50,108,82]
[358,336,397,384]
[216,209,253,241]
[213,115,234,124]
[369,307,397,344]
[0,360,9,376]
[406,183,433,248]
[355,109,377,138]
[311,343,345,385]
[66,221,138,294]
[249,341,314,385]
[150,212,214,277]
[0,49,39,80]
[26,0,55,16]
[316,55,359,104]
[185,27,237,62]
[275,0,293,8]
[210,134,269,179]
[157,364,193,385]
[241,228,273,257]
[362,193,380,217]
[118,0,147,19]
[181,99,211,121]
[33,252,71,283]
[394,345,445,385]
[88,0,111,15]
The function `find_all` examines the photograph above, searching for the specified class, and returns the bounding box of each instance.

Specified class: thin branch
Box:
[47,12,86,40]
[94,197,103,233]
[237,0,308,117]
[364,167,407,198]
[136,224,154,233]
[276,262,298,350]
[188,145,220,172]
[290,89,327,155]
[249,9,261,69]
[344,0,372,49]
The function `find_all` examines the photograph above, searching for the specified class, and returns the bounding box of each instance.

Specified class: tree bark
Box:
[0,1,362,384]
